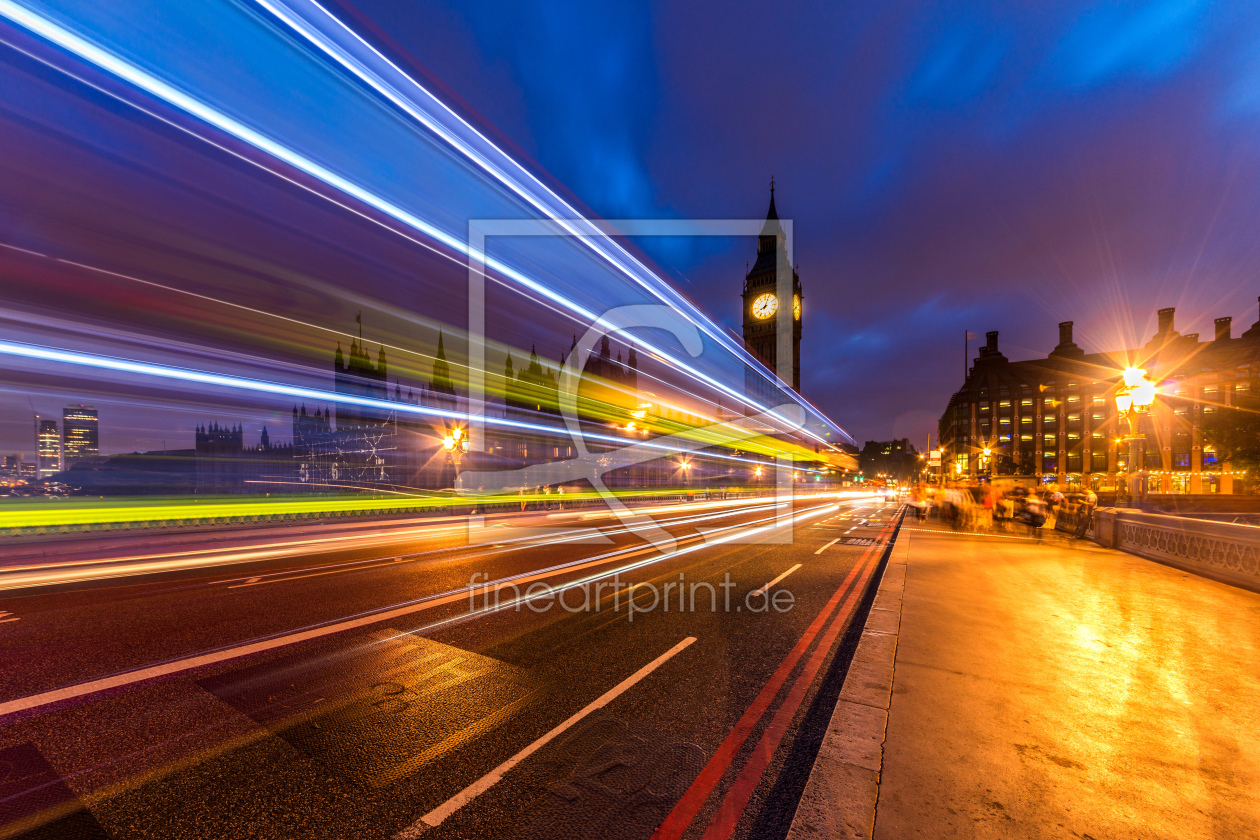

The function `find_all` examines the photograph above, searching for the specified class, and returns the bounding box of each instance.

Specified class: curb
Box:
[784,521,910,840]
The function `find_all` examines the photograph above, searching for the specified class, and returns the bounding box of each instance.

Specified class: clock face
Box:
[752,292,778,319]
[793,294,801,320]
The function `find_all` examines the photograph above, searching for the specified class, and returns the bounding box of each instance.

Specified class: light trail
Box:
[0,338,828,475]
[0,501,838,719]
[0,0,853,451]
[0,494,806,590]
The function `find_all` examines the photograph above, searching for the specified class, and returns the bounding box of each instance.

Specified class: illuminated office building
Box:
[62,404,99,465]
[37,419,61,478]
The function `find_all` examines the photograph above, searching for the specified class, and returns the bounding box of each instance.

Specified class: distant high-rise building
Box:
[37,419,61,477]
[62,404,99,465]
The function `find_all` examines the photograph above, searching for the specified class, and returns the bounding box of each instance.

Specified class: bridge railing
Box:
[1091,508,1260,593]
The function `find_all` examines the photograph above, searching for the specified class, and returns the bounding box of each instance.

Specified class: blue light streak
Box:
[0,339,827,474]
[0,0,854,451]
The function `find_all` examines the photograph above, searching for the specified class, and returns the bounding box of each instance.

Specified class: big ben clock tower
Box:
[742,180,802,392]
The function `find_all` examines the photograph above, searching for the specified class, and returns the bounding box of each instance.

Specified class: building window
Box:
[1043,457,1057,472]
[1092,411,1105,421]
[1020,417,1032,425]
[1091,453,1108,471]
[1067,433,1080,441]
[1068,395,1080,404]
[1203,449,1218,466]
[1092,395,1105,405]
[1020,398,1033,408]
[1020,433,1033,442]
[1173,452,1190,468]
[1043,434,1055,446]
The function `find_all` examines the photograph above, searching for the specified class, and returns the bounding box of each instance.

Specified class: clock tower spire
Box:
[742,180,802,392]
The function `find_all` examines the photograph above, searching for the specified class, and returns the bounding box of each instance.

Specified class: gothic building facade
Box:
[742,182,802,396]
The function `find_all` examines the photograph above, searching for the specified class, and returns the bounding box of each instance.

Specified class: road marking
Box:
[0,540,669,719]
[844,527,855,534]
[653,518,898,840]
[813,539,839,555]
[229,558,409,588]
[406,636,697,834]
[752,564,802,597]
[0,611,18,623]
[0,505,831,719]
[679,516,899,840]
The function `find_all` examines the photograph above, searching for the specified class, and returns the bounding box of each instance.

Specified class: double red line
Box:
[652,513,901,840]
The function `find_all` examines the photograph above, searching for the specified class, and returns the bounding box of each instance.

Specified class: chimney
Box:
[1058,321,1074,346]
[1215,317,1232,342]
[986,331,998,353]
[1157,307,1175,334]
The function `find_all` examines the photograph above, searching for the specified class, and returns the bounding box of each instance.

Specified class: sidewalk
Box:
[790,519,1260,839]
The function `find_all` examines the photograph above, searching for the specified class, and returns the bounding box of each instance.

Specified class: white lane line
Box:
[845,527,856,534]
[229,558,407,588]
[0,505,831,719]
[0,611,18,623]
[752,564,802,597]
[0,540,668,719]
[814,539,840,556]
[406,636,697,834]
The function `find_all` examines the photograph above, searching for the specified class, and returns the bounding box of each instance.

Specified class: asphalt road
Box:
[0,493,903,840]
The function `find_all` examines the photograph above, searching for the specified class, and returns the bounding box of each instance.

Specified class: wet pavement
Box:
[874,519,1260,839]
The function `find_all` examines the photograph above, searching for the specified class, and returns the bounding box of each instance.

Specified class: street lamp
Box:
[442,426,469,491]
[1114,367,1157,503]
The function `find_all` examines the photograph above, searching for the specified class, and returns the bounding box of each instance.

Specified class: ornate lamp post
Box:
[1114,367,1157,503]
[442,426,469,491]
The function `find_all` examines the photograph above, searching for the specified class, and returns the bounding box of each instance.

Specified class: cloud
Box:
[1049,0,1209,88]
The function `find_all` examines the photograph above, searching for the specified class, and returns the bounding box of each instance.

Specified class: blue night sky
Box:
[2,0,1260,455]
[350,0,1260,445]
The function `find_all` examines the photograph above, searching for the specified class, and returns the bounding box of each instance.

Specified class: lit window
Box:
[1020,399,1033,408]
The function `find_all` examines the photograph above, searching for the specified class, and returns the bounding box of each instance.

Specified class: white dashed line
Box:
[752,564,802,597]
[407,637,697,833]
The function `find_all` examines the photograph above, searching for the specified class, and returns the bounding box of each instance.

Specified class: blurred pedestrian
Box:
[1074,487,1098,538]
[1024,491,1047,539]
